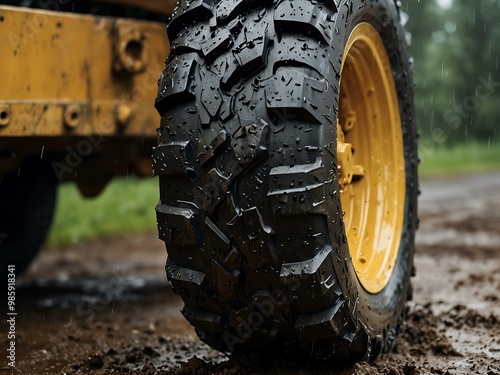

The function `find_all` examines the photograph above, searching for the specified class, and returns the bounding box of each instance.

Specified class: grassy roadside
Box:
[48,177,159,246]
[47,142,500,246]
[419,141,500,177]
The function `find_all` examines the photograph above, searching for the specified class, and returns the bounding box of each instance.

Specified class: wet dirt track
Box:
[1,172,500,375]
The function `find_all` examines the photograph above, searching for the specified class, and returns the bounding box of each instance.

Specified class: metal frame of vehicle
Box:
[0,2,172,195]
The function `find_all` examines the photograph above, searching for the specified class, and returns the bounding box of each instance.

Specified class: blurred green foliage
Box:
[403,0,500,146]
[419,141,500,176]
[48,177,159,246]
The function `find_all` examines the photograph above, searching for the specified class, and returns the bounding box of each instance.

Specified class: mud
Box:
[1,172,500,374]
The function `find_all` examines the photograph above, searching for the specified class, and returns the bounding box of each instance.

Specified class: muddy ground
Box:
[1,172,500,375]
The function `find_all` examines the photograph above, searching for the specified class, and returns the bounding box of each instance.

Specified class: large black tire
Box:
[154,0,417,361]
[0,159,57,280]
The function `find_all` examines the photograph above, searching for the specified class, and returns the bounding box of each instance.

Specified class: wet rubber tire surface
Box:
[154,0,417,361]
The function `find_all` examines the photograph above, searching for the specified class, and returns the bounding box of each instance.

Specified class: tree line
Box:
[403,0,499,146]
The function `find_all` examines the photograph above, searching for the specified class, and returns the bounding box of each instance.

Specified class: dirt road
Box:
[1,172,500,374]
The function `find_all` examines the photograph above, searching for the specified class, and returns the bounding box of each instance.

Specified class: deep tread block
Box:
[155,57,198,111]
[167,259,206,287]
[232,119,270,165]
[320,0,338,12]
[156,204,202,245]
[223,203,278,270]
[182,306,225,333]
[295,301,346,340]
[215,0,246,25]
[211,259,240,299]
[221,55,241,90]
[274,215,330,262]
[342,328,371,361]
[201,28,234,63]
[236,29,272,77]
[204,169,230,214]
[251,291,290,323]
[197,103,212,127]
[280,245,341,310]
[274,1,335,45]
[205,218,231,252]
[223,247,244,270]
[198,130,230,166]
[238,207,278,269]
[229,291,290,338]
[280,245,331,280]
[267,158,328,216]
[265,70,330,124]
[167,259,221,312]
[227,18,244,36]
[168,0,214,39]
[158,103,200,143]
[219,94,235,122]
[152,141,198,178]
[269,157,324,190]
[273,35,330,75]
[268,183,327,216]
[200,69,224,117]
[170,24,206,55]
[204,217,234,266]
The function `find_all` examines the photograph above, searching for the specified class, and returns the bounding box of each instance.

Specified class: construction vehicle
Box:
[1,0,418,363]
[0,0,173,276]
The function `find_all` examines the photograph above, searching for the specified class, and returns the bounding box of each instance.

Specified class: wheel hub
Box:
[338,23,406,294]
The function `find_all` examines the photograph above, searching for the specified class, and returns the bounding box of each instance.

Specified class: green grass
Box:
[48,177,159,246]
[419,141,500,177]
[47,142,500,246]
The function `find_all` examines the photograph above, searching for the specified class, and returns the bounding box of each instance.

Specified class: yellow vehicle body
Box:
[0,1,173,196]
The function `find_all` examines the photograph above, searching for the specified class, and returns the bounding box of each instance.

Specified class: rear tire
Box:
[0,159,57,279]
[154,0,417,361]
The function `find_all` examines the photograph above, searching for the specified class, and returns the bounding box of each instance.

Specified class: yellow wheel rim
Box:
[338,23,406,294]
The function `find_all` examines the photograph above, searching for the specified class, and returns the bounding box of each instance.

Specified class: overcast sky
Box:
[436,0,453,8]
